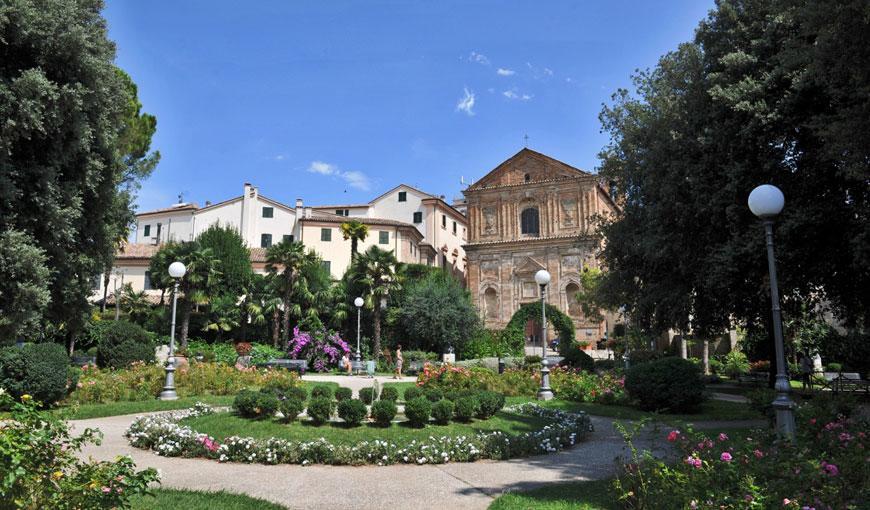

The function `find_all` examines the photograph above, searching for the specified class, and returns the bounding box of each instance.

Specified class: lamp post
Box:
[354,296,364,366]
[535,269,553,400]
[159,261,186,401]
[748,184,796,439]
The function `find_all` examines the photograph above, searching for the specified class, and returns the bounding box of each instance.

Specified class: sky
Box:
[103,0,714,212]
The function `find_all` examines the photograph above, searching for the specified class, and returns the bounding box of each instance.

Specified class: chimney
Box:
[304,207,312,219]
[296,198,303,208]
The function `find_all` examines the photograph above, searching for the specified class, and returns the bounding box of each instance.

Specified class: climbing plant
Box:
[505,302,576,356]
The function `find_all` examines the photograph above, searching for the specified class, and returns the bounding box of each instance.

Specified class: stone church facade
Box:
[463,149,619,349]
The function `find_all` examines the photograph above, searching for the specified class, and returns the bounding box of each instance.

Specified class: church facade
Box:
[463,149,619,349]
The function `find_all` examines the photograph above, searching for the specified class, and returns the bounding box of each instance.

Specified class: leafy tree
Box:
[350,246,402,359]
[196,224,252,298]
[340,220,369,259]
[596,0,870,359]
[0,230,50,344]
[266,241,314,343]
[0,1,159,346]
[397,271,479,353]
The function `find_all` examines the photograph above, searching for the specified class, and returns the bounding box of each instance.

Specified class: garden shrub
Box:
[431,399,454,425]
[233,389,279,419]
[424,387,443,402]
[559,343,595,371]
[624,357,705,413]
[370,399,397,427]
[625,349,661,366]
[307,397,335,425]
[310,384,334,400]
[337,399,367,426]
[0,392,159,508]
[380,386,399,402]
[475,391,505,419]
[359,387,374,404]
[404,397,431,427]
[403,386,423,401]
[453,395,478,422]
[278,398,304,423]
[335,387,352,401]
[0,343,73,406]
[95,320,154,369]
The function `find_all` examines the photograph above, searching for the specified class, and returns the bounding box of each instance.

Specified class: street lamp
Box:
[159,261,186,401]
[354,297,364,367]
[748,184,795,439]
[534,269,553,400]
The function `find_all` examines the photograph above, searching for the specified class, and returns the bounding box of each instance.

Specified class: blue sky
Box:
[104,0,714,212]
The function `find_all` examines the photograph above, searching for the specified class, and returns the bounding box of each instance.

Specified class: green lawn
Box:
[181,408,551,444]
[130,488,285,509]
[56,381,338,420]
[489,479,618,510]
[505,397,763,422]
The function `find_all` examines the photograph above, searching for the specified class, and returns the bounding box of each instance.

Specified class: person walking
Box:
[394,344,403,379]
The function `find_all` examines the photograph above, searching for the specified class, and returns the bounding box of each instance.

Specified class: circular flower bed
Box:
[125,403,593,466]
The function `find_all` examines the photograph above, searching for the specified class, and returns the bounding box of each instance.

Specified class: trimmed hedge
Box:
[404,397,431,427]
[95,320,154,369]
[307,397,335,425]
[0,343,73,406]
[431,399,454,425]
[337,399,367,426]
[370,399,397,427]
[625,357,706,413]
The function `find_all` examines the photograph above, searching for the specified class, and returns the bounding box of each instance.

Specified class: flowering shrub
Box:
[286,327,350,372]
[1,390,159,508]
[614,407,869,509]
[126,403,593,466]
[549,366,627,404]
[66,362,300,404]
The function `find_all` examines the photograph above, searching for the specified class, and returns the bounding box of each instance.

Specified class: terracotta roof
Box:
[136,204,198,217]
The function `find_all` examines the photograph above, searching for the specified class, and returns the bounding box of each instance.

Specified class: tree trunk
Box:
[272,309,280,348]
[180,300,191,351]
[372,305,382,359]
[702,339,710,375]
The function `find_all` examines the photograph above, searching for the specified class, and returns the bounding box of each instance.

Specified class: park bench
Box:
[820,372,870,395]
[738,371,769,386]
[255,359,307,374]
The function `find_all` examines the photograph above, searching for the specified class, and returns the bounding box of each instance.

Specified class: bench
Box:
[256,359,307,374]
[738,371,769,385]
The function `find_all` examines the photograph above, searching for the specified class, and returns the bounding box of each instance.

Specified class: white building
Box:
[94,183,467,302]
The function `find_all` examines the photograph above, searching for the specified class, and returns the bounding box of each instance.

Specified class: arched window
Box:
[520,207,540,236]
[483,288,499,319]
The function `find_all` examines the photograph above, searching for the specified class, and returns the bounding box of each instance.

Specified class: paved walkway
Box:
[70,376,765,510]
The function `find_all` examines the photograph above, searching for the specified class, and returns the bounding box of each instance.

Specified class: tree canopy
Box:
[596,0,870,339]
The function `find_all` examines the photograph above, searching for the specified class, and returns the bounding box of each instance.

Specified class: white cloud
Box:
[503,88,532,101]
[496,68,515,76]
[456,87,476,116]
[306,161,371,190]
[468,51,490,66]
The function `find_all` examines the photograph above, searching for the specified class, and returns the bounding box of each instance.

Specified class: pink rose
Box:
[720,452,732,462]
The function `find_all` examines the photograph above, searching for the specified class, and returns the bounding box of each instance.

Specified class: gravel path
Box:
[69,375,764,510]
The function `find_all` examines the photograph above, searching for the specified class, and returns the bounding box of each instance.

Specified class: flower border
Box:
[125,402,593,466]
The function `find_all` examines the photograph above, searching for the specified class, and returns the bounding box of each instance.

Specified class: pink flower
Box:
[753,449,764,458]
[720,452,733,462]
[718,433,729,441]
[667,430,680,442]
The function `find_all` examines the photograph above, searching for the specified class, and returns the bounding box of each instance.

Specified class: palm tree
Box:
[350,246,402,359]
[175,243,222,350]
[340,220,369,259]
[266,240,310,344]
[203,294,241,341]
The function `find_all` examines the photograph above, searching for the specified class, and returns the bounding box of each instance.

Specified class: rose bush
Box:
[286,327,350,372]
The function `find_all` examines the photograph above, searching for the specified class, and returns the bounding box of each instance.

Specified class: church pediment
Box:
[513,256,546,275]
[467,148,589,190]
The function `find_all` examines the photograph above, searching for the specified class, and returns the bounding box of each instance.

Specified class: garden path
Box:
[72,377,764,510]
